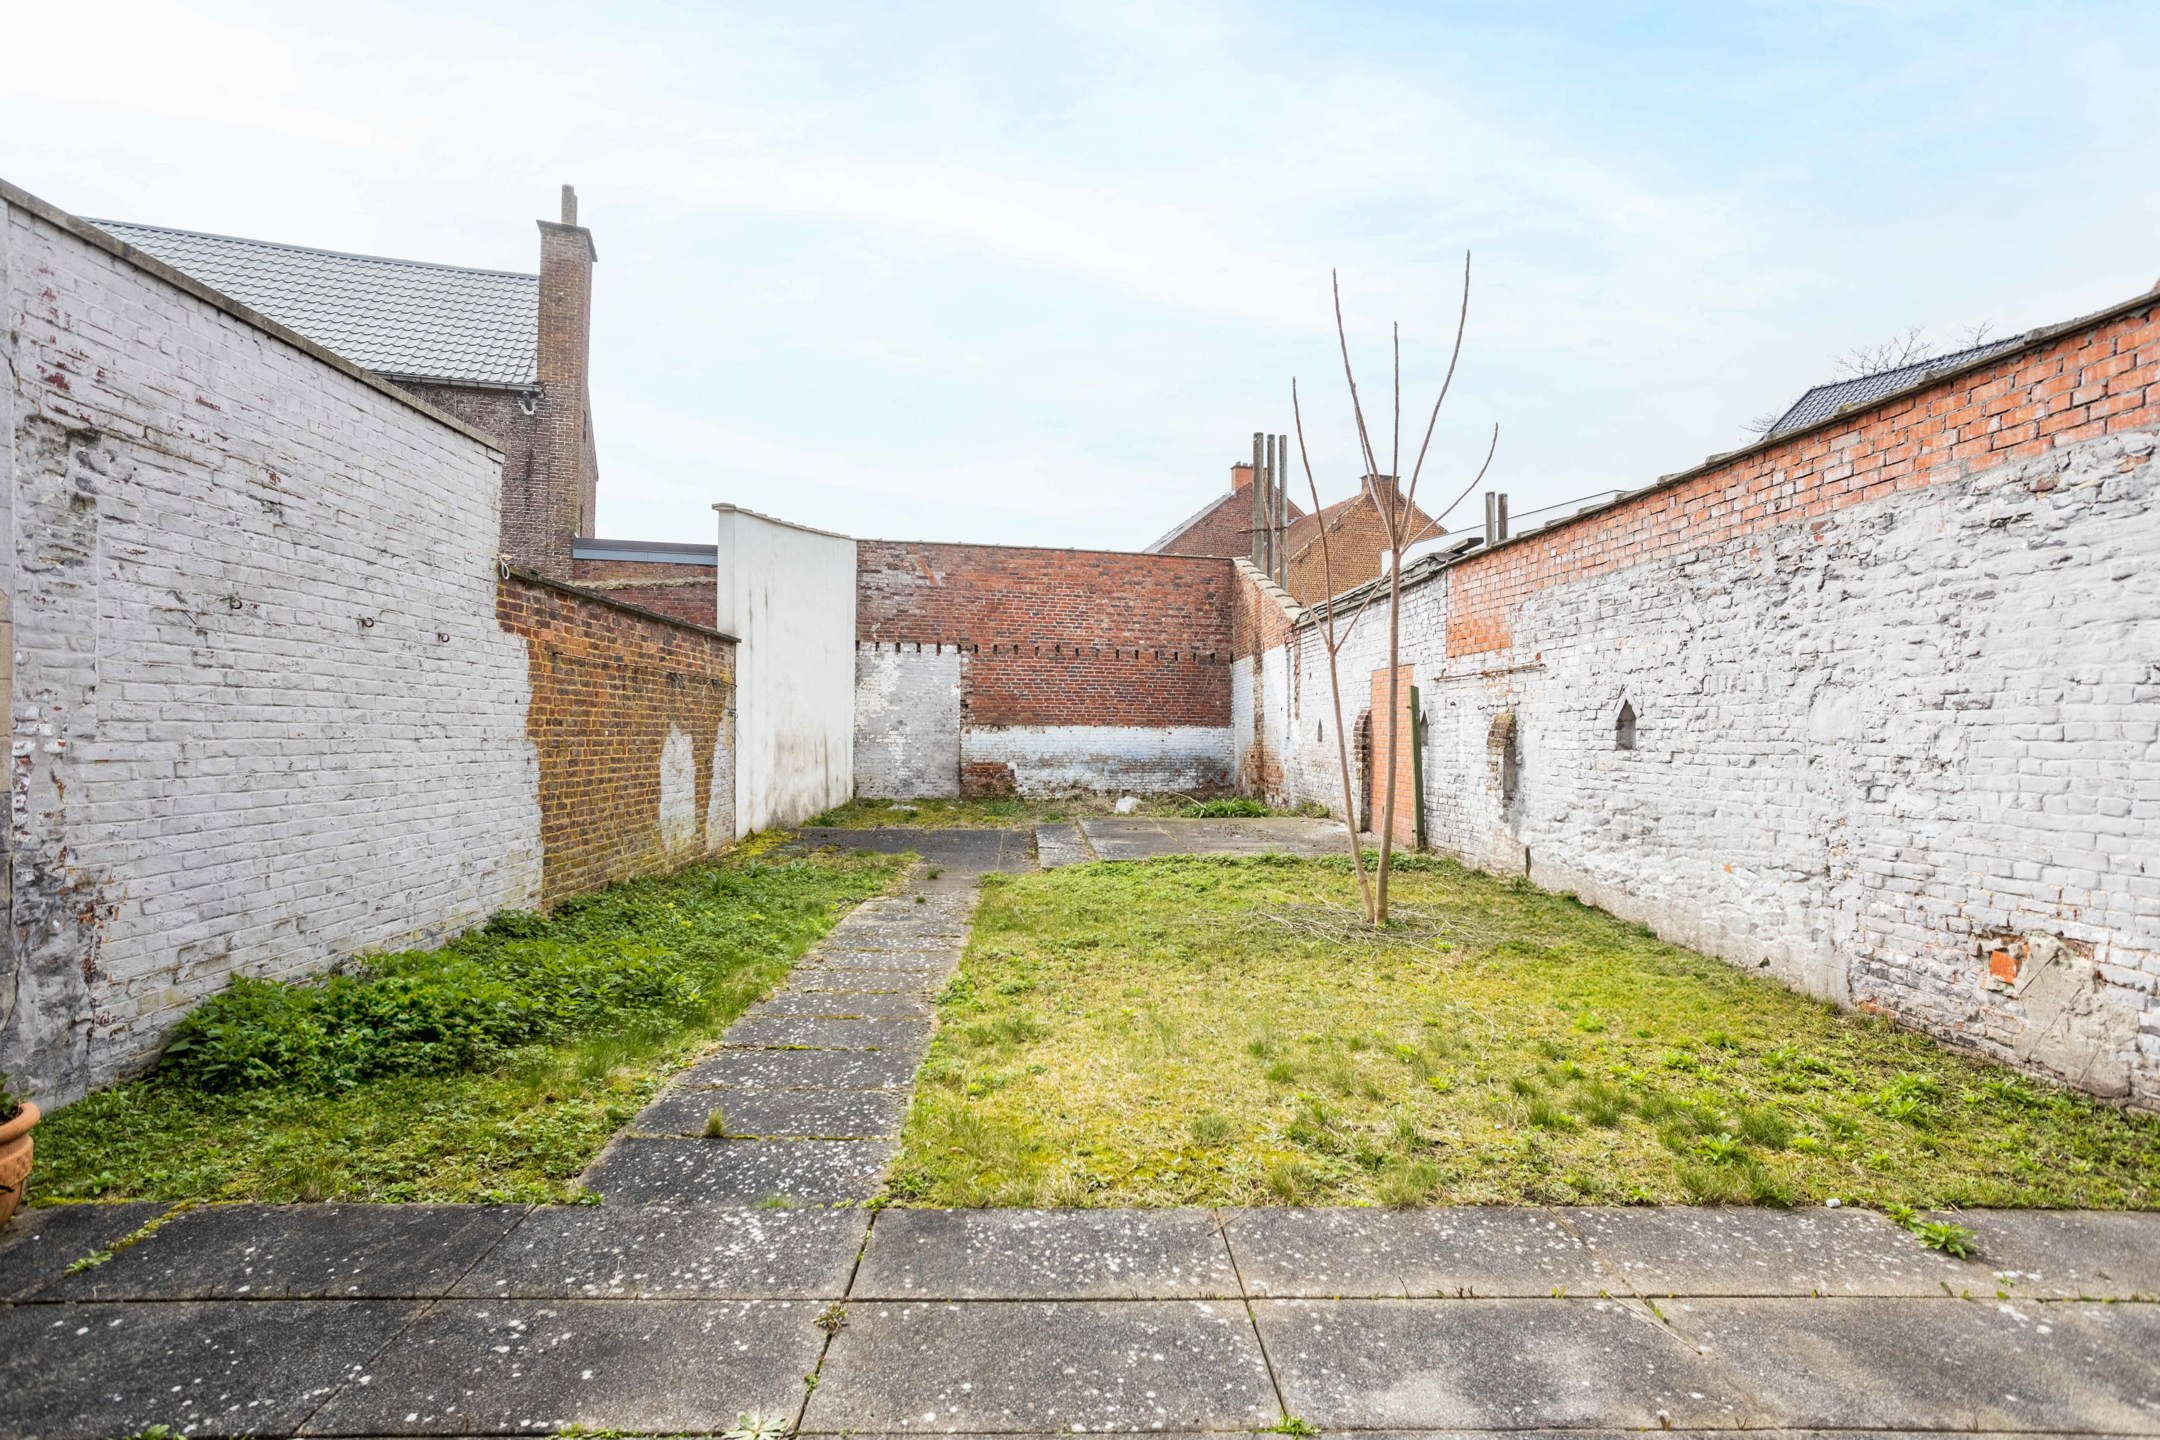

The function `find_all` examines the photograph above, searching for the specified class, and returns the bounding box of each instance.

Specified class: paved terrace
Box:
[3,824,2157,1437]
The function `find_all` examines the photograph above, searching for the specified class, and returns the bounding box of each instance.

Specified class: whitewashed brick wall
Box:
[855,644,963,797]
[1239,431,2160,1108]
[1,191,544,1103]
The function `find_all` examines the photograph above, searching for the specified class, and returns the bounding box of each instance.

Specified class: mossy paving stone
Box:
[677,1045,925,1091]
[301,1298,822,1435]
[1660,1295,2160,1431]
[803,1299,1277,1433]
[854,1209,1239,1299]
[451,1204,867,1298]
[744,989,935,1020]
[795,826,1036,873]
[1254,1296,1755,1430]
[0,1298,419,1438]
[583,1136,898,1204]
[787,967,945,995]
[1220,1206,1608,1299]
[34,1202,529,1301]
[1565,1206,1989,1297]
[0,1202,171,1300]
[721,1015,932,1052]
[631,1084,907,1140]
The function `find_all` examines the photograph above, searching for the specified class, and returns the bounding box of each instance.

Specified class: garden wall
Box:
[0,181,741,1105]
[498,571,735,901]
[1234,291,2160,1109]
[856,540,1235,796]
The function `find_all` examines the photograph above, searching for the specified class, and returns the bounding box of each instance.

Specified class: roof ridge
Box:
[86,218,538,283]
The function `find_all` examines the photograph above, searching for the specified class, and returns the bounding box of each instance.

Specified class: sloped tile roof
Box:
[1766,335,2024,438]
[89,220,539,387]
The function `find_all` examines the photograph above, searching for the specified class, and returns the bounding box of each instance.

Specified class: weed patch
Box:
[34,851,900,1204]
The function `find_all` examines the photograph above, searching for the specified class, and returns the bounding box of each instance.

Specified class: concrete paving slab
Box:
[631,1085,907,1139]
[1077,816,1350,860]
[1662,1295,2160,1432]
[0,1298,419,1439]
[804,1299,1277,1433]
[797,948,954,972]
[745,990,934,1020]
[1222,1206,1606,1298]
[35,1203,528,1301]
[1949,1209,2160,1298]
[452,1204,867,1298]
[790,968,946,995]
[722,1015,932,1051]
[584,1137,896,1204]
[795,827,1036,873]
[0,1202,170,1300]
[1568,1205,1987,1296]
[678,1046,924,1090]
[1255,1297,1757,1430]
[1035,821,1091,868]
[854,1209,1239,1299]
[303,1299,823,1436]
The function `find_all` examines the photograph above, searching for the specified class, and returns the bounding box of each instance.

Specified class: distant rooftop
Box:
[89,220,540,388]
[1766,335,2024,439]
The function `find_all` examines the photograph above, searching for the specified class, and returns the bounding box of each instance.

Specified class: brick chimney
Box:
[517,184,598,577]
[1232,461,1255,492]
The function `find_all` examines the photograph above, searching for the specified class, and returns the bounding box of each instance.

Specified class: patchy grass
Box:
[889,856,2160,1209]
[33,849,901,1205]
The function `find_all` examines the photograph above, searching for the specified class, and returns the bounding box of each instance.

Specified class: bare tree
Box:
[1293,257,1497,924]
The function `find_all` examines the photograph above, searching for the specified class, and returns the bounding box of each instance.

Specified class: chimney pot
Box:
[560,184,578,227]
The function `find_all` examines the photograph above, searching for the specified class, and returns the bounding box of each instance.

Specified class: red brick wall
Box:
[497,571,735,904]
[1446,298,2160,656]
[570,556,719,629]
[1369,664,1417,846]
[858,540,1233,727]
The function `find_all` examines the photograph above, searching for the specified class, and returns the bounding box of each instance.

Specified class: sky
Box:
[6,0,2157,550]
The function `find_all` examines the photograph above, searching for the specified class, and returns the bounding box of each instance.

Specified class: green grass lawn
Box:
[32,846,901,1205]
[889,855,2160,1210]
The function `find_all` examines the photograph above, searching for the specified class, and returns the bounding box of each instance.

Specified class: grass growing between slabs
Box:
[32,846,902,1205]
[889,855,2160,1209]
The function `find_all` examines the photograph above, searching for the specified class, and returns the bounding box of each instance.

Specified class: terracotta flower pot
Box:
[0,1102,39,1226]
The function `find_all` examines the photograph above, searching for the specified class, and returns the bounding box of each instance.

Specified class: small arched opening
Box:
[1615,699,1637,751]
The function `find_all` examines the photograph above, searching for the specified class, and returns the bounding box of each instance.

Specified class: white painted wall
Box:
[716,504,857,833]
[1,186,544,1103]
[963,724,1234,796]
[855,643,962,797]
[1234,430,2160,1108]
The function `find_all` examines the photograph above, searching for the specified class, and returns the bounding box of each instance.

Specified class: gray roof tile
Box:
[89,220,539,387]
[1767,335,2023,438]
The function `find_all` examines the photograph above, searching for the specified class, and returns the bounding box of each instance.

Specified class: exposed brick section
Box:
[497,572,735,904]
[857,540,1233,728]
[570,556,720,629]
[1446,300,2160,656]
[1369,664,1418,846]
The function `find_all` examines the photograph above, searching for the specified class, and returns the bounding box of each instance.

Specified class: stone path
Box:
[583,869,977,1207]
[4,828,2158,1437]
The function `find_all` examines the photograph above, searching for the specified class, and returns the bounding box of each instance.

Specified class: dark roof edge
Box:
[3,178,504,454]
[1294,280,2160,632]
[84,217,541,283]
[504,565,738,645]
[574,537,720,565]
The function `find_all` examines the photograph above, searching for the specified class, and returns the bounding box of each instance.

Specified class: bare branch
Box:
[1425,423,1500,534]
[1332,271,1383,485]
